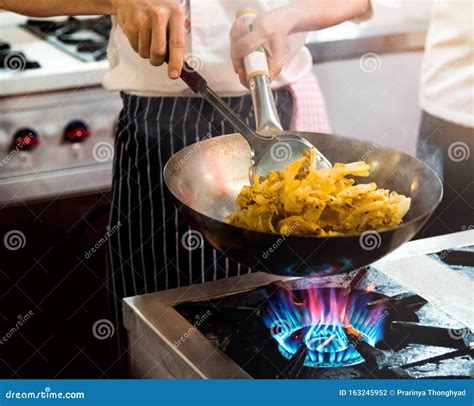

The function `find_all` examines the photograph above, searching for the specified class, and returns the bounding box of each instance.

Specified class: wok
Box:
[164,132,443,277]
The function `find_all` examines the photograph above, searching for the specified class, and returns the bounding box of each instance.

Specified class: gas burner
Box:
[264,288,386,368]
[171,265,473,379]
[121,238,474,379]
[23,17,112,62]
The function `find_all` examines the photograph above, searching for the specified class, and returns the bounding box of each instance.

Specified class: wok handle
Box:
[236,9,283,137]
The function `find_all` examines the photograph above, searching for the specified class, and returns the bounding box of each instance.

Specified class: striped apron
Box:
[106,89,294,325]
[106,72,332,328]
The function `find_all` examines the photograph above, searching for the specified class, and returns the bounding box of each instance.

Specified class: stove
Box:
[0,87,121,205]
[23,16,111,62]
[0,13,121,205]
[0,14,112,96]
[123,231,474,379]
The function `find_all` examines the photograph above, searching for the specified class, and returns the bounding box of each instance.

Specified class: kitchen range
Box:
[124,231,474,379]
[0,14,121,205]
[0,14,122,378]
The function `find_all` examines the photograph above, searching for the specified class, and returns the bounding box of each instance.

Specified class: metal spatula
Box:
[236,9,332,175]
[176,62,331,182]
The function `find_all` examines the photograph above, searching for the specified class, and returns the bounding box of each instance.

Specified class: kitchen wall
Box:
[307,0,433,156]
[314,51,424,156]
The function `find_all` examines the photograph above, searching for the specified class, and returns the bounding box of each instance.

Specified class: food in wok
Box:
[226,150,411,237]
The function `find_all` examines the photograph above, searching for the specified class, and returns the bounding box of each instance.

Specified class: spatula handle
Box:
[236,9,283,137]
[179,62,208,93]
[172,60,260,153]
[163,42,207,93]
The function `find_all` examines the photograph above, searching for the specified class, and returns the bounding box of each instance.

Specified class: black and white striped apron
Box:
[106,90,293,325]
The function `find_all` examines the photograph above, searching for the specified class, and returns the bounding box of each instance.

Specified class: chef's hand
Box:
[230,7,296,87]
[113,0,186,79]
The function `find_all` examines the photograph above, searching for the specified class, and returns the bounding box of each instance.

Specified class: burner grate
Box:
[23,17,111,62]
[173,266,473,379]
[264,287,387,368]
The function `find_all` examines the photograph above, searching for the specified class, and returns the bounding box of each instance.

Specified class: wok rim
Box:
[164,133,444,241]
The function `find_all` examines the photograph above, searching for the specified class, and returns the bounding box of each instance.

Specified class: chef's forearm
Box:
[0,0,116,17]
[288,0,371,33]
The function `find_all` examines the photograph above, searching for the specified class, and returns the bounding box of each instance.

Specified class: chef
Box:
[1,0,372,328]
[416,0,473,237]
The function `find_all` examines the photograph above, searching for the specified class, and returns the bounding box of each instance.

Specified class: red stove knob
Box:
[64,120,91,143]
[12,128,40,151]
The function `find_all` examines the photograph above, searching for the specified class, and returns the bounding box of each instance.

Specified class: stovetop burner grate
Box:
[23,17,112,62]
[263,286,387,369]
[174,265,473,379]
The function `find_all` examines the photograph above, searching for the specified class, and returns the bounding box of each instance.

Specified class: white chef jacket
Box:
[103,0,312,97]
[420,0,474,128]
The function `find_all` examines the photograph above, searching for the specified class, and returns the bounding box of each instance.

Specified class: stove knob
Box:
[12,128,40,151]
[64,120,91,143]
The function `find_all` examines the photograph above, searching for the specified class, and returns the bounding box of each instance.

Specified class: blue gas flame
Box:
[264,288,386,368]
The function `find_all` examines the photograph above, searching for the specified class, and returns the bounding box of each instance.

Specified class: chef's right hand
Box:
[113,0,186,79]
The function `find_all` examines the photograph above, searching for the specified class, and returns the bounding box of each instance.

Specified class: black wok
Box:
[164,132,442,277]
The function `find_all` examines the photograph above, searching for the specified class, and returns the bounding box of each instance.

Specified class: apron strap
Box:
[287,73,332,134]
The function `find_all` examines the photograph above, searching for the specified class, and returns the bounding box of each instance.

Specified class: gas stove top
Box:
[23,16,111,63]
[123,231,474,379]
[175,267,472,379]
[0,14,110,96]
[0,14,121,204]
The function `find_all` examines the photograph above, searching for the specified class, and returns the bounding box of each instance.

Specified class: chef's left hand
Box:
[230,7,296,87]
